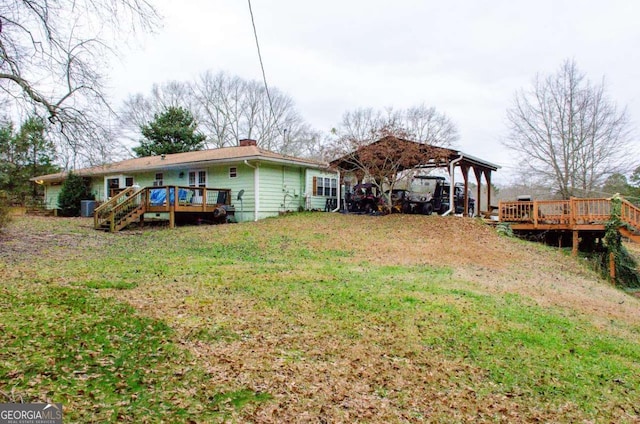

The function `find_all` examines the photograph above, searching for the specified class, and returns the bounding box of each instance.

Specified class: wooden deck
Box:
[498,197,640,254]
[94,186,233,232]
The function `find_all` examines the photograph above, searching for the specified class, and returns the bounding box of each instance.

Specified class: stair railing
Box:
[94,187,135,229]
[110,188,147,232]
[620,198,640,232]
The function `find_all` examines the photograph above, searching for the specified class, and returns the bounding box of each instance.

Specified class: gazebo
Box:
[329,136,500,216]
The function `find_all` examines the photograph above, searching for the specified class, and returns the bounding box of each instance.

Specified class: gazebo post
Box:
[461,165,470,216]
[485,171,492,213]
[473,167,483,217]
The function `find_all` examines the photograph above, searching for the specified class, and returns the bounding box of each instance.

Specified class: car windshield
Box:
[410,178,439,194]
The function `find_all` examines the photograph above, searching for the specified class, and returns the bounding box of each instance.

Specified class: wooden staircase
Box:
[619,198,640,243]
[94,187,147,232]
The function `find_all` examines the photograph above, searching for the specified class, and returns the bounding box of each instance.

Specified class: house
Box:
[32,139,340,226]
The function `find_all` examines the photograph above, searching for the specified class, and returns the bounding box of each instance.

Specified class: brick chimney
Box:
[239,139,257,147]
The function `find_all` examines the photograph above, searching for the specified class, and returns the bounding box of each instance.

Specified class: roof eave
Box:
[32,154,331,182]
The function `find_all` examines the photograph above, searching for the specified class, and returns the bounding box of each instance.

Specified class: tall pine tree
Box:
[0,117,58,203]
[133,107,206,157]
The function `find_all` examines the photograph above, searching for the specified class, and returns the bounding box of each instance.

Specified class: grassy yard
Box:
[1,214,639,422]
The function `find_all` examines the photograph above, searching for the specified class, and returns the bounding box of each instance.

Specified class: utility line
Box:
[247,0,283,139]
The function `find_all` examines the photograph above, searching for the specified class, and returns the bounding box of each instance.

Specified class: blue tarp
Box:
[149,188,189,206]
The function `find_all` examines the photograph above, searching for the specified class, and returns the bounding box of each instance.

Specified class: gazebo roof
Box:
[329,136,500,174]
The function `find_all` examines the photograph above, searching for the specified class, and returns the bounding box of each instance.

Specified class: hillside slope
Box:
[1,214,639,422]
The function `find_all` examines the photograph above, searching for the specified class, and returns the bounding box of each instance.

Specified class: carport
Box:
[330,136,500,216]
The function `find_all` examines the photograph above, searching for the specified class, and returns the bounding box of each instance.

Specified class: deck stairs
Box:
[94,187,147,232]
[619,198,640,243]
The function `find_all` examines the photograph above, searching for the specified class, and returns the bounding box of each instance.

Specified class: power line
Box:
[247,0,283,139]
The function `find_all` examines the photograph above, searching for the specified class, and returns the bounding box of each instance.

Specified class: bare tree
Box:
[191,72,243,149]
[0,0,159,167]
[504,59,632,199]
[122,71,318,157]
[193,71,314,156]
[333,105,459,149]
[119,81,195,149]
[405,104,459,147]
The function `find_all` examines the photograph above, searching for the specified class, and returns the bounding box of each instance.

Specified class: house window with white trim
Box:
[153,173,163,186]
[229,167,237,178]
[313,176,337,197]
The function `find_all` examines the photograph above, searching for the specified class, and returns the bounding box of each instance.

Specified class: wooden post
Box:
[572,230,579,256]
[486,171,492,214]
[473,167,482,218]
[609,252,616,285]
[461,165,469,217]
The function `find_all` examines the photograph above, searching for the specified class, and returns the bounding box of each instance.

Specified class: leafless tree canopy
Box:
[119,71,323,158]
[332,105,459,153]
[0,0,159,167]
[504,59,632,199]
[325,105,458,193]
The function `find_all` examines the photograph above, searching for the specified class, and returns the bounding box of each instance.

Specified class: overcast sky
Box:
[109,0,640,183]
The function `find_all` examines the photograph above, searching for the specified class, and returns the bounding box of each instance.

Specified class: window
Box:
[313,176,338,197]
[125,177,134,187]
[229,167,237,178]
[153,173,164,186]
[107,178,119,190]
[188,170,206,187]
[107,177,120,197]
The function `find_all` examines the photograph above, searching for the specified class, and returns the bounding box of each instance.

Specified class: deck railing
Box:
[499,201,534,222]
[499,197,640,230]
[93,185,234,232]
[143,186,231,210]
[571,198,611,224]
[536,200,572,226]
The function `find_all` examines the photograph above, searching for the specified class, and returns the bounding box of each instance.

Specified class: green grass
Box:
[1,214,640,422]
[0,284,267,422]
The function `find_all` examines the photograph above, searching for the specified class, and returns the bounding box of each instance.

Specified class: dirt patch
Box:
[0,216,138,263]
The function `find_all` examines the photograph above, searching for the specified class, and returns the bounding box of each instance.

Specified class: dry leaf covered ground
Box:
[1,214,639,423]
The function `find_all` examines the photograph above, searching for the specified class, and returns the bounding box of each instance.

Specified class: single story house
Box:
[32,139,340,223]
